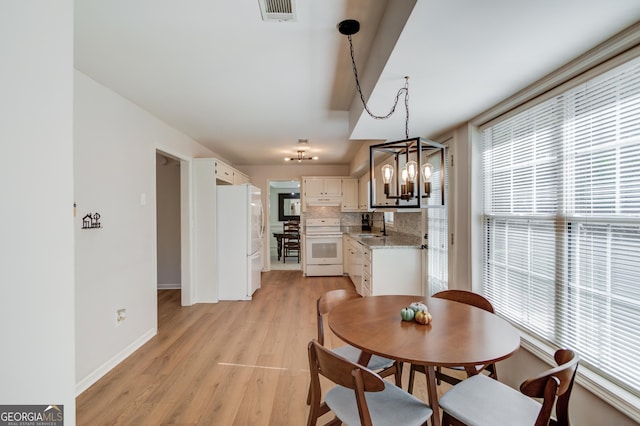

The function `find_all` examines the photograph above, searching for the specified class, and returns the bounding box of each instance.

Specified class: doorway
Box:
[156,151,182,291]
[267,179,301,271]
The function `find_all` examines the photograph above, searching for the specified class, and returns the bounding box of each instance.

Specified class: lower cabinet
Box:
[344,236,363,293]
[362,246,422,296]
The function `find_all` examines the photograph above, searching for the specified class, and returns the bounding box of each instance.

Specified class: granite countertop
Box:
[346,231,422,249]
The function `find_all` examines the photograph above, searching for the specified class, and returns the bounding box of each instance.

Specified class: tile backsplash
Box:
[302,207,422,238]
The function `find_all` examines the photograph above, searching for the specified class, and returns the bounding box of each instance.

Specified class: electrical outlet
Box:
[116,308,126,325]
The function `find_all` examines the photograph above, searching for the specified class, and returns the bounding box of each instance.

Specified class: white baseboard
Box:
[75,328,156,396]
[157,283,181,290]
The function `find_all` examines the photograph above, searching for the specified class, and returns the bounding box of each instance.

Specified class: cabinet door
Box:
[233,171,250,185]
[323,178,343,196]
[215,160,234,184]
[343,236,351,276]
[304,178,325,197]
[346,237,363,294]
[370,249,422,296]
[341,179,358,211]
[358,177,370,210]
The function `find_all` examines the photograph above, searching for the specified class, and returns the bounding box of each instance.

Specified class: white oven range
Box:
[304,218,343,276]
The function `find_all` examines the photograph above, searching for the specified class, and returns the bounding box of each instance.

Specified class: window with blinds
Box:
[482,55,640,396]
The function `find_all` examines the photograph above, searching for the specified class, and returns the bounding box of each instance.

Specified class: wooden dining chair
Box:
[282,221,300,263]
[407,289,498,393]
[307,289,402,405]
[307,339,432,426]
[439,348,579,426]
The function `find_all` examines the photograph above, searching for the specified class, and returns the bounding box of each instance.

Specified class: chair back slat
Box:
[318,289,361,315]
[432,289,494,313]
[309,340,385,391]
[316,290,361,345]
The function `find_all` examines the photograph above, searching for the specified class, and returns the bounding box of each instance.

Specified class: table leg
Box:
[425,365,440,426]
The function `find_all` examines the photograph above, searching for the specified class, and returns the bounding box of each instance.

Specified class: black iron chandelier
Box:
[338,19,445,209]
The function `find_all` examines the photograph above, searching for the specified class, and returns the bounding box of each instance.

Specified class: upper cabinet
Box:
[214,159,234,184]
[302,177,343,211]
[233,170,250,185]
[358,176,370,211]
[341,178,359,212]
[188,158,251,186]
[304,177,342,197]
[213,158,250,185]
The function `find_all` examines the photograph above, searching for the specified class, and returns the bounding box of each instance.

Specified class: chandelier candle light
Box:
[338,19,445,209]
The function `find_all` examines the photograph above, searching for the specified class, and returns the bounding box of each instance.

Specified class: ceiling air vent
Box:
[258,0,296,22]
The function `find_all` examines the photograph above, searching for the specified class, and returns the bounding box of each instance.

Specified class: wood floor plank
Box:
[76,270,443,425]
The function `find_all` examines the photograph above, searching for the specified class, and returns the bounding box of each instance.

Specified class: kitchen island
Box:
[344,231,423,296]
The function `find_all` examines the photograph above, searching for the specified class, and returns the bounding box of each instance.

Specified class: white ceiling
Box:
[74,0,640,167]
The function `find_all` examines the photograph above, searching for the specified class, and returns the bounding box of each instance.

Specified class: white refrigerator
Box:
[217,184,264,300]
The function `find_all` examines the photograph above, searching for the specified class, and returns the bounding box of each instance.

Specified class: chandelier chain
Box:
[347,34,410,139]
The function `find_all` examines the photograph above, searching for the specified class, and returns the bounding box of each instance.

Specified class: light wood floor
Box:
[76,271,450,425]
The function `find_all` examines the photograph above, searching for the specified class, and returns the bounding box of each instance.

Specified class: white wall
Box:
[0,1,76,422]
[74,71,216,393]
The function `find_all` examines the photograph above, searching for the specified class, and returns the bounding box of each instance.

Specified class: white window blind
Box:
[482,55,640,396]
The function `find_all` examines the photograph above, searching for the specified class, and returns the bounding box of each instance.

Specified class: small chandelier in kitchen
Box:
[284,139,319,163]
[284,150,318,163]
[338,19,445,209]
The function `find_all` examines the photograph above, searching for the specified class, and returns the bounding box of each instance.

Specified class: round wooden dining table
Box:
[328,295,521,426]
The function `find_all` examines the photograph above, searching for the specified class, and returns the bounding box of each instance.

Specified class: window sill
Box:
[517,329,640,423]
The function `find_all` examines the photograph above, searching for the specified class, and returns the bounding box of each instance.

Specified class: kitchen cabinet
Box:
[233,170,250,185]
[209,158,250,185]
[343,236,351,276]
[302,177,343,212]
[304,177,342,197]
[358,176,370,211]
[341,178,359,211]
[344,236,363,293]
[214,159,234,184]
[362,246,422,296]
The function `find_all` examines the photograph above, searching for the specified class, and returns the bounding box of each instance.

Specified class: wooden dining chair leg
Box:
[394,361,403,387]
[407,363,425,394]
[408,365,416,394]
[442,411,465,426]
[325,417,342,426]
[487,362,498,380]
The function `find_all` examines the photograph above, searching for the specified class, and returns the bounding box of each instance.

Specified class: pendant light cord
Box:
[347,34,410,139]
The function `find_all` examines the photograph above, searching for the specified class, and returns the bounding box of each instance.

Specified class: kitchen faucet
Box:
[371,211,387,236]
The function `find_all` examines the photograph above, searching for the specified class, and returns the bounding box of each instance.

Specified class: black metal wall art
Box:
[82,212,102,229]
